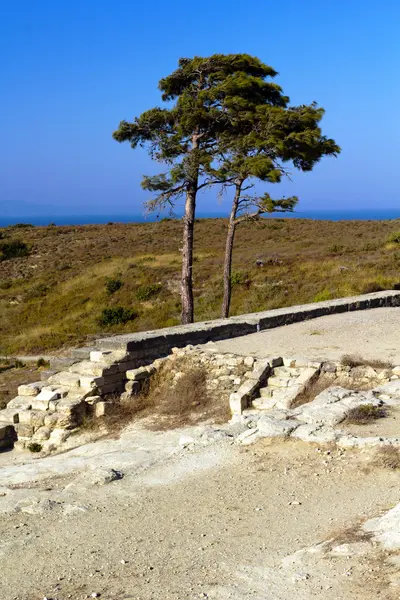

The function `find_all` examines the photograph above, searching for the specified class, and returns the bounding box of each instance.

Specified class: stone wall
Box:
[1,291,400,452]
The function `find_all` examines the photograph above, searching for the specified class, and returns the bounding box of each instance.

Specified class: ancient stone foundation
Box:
[1,291,400,452]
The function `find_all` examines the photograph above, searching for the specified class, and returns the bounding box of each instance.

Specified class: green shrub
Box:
[136,284,162,301]
[9,223,34,229]
[14,359,26,369]
[105,277,123,295]
[0,240,30,260]
[27,442,42,453]
[230,271,247,286]
[313,289,332,302]
[97,307,138,327]
[36,357,50,368]
[387,231,400,244]
[328,244,344,253]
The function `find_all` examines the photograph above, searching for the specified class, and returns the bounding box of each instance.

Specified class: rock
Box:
[86,467,124,486]
[179,434,196,447]
[363,502,400,549]
[17,382,44,396]
[15,497,59,515]
[257,417,299,438]
[244,356,255,368]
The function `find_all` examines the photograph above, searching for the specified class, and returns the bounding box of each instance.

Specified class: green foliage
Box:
[97,307,138,327]
[313,289,332,302]
[105,277,123,295]
[230,271,247,286]
[27,442,42,453]
[0,240,30,261]
[328,244,344,254]
[14,359,26,369]
[387,231,400,244]
[136,283,162,301]
[9,223,34,229]
[36,357,50,368]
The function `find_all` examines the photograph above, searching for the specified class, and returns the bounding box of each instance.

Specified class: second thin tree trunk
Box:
[221,181,242,318]
[181,186,196,324]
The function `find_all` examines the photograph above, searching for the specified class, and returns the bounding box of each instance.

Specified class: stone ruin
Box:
[0,337,400,454]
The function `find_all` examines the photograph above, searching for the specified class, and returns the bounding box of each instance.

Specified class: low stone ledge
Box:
[95,291,400,358]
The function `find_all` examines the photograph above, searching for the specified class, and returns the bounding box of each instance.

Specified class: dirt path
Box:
[214,307,400,363]
[0,430,399,600]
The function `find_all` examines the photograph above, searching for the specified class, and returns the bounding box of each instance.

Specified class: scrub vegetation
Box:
[0,217,399,354]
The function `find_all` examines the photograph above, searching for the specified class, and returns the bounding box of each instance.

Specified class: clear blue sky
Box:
[1,0,399,217]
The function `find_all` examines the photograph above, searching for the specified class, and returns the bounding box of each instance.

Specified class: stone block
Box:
[32,426,51,441]
[15,423,34,438]
[95,401,115,417]
[70,361,119,377]
[244,356,255,368]
[17,382,45,396]
[7,396,33,410]
[257,416,299,438]
[90,350,112,362]
[0,408,19,424]
[18,410,45,428]
[35,389,60,402]
[126,366,151,381]
[79,375,105,390]
[48,372,81,388]
[125,380,141,394]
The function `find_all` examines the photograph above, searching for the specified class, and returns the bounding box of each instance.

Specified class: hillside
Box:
[0,218,399,355]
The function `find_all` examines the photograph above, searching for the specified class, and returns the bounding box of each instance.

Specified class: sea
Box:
[0,209,399,227]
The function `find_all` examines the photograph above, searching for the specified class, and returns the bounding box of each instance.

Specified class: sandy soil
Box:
[0,428,399,600]
[213,307,400,363]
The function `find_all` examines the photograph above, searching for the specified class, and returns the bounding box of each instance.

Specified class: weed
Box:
[313,289,332,302]
[361,282,384,294]
[14,359,26,369]
[136,284,162,301]
[341,354,393,369]
[27,442,42,453]
[328,244,344,253]
[105,277,123,295]
[97,307,138,327]
[345,404,387,424]
[36,357,50,368]
[386,231,400,244]
[373,446,400,470]
[230,271,247,286]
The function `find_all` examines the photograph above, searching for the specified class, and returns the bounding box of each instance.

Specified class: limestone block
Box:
[126,366,151,381]
[95,401,114,417]
[125,380,141,394]
[268,377,291,388]
[291,424,338,444]
[0,408,19,424]
[252,396,277,410]
[17,382,45,396]
[7,396,33,410]
[44,413,59,428]
[229,393,247,416]
[49,428,71,444]
[274,385,304,409]
[296,367,320,386]
[18,410,45,428]
[90,350,112,362]
[15,423,34,438]
[373,380,400,398]
[392,366,400,376]
[257,416,299,438]
[70,361,119,377]
[48,372,81,388]
[31,426,50,442]
[244,356,255,368]
[31,398,52,411]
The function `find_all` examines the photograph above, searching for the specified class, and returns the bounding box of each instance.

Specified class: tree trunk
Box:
[221,182,242,318]
[181,185,196,324]
[181,135,200,324]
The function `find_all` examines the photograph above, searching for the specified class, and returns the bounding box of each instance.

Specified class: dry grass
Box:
[86,365,231,435]
[1,217,400,354]
[345,404,387,425]
[0,362,43,408]
[341,354,393,370]
[373,446,400,470]
[291,378,334,408]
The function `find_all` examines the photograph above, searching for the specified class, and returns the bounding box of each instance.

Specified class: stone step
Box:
[17,382,46,397]
[70,347,96,360]
[259,387,272,398]
[7,396,33,410]
[273,366,301,378]
[0,408,20,424]
[268,376,295,389]
[69,361,119,377]
[252,396,276,410]
[48,372,81,388]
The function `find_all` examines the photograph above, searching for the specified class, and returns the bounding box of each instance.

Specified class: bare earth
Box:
[0,425,399,600]
[1,307,400,599]
[214,307,400,363]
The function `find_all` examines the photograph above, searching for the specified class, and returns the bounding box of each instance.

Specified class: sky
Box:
[1,0,400,217]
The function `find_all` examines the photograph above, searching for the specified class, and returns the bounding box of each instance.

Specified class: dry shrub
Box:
[145,366,230,430]
[373,446,400,470]
[291,378,333,408]
[345,403,387,425]
[89,364,230,435]
[341,354,393,370]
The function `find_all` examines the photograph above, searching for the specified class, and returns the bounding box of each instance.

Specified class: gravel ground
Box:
[214,307,400,363]
[0,431,399,600]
